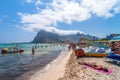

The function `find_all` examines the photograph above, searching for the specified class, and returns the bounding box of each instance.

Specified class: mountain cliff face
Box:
[32,30,99,43]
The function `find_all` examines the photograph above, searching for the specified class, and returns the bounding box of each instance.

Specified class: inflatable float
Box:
[78,62,112,75]
[84,65,112,75]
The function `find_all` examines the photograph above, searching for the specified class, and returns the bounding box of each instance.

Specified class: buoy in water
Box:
[19,49,24,53]
[1,48,8,54]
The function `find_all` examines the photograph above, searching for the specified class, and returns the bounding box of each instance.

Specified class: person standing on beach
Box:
[68,45,71,51]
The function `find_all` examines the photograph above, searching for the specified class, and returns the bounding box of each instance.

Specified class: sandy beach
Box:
[59,51,120,80]
[18,49,120,80]
[29,50,73,80]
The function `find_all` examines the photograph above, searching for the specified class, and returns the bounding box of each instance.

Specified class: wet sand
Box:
[29,50,73,80]
[59,52,120,80]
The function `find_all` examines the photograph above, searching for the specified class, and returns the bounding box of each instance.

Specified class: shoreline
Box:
[29,50,72,80]
[15,49,120,80]
[14,50,66,80]
[15,50,72,80]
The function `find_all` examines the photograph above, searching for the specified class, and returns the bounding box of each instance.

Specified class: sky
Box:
[0,0,120,43]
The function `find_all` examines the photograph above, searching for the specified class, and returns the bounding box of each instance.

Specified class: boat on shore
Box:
[84,53,108,57]
[1,48,24,54]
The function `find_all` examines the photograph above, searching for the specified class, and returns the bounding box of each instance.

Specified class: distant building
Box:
[111,36,120,41]
[106,34,120,40]
[111,34,120,37]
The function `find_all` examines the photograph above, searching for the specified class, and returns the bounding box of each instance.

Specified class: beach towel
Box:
[84,65,112,75]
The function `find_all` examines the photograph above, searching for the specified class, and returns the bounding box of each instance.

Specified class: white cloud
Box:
[114,6,120,14]
[26,0,32,3]
[19,0,120,35]
[45,27,84,35]
[35,0,42,5]
[81,0,120,18]
[18,23,84,35]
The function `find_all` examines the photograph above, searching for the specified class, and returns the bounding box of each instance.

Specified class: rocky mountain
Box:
[32,30,99,43]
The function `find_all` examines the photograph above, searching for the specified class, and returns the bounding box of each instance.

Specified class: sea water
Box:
[0,43,68,80]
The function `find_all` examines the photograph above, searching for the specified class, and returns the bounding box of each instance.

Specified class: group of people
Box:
[78,61,109,72]
[68,43,77,51]
[109,41,120,54]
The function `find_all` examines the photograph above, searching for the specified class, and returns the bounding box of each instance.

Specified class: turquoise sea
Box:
[0,43,68,80]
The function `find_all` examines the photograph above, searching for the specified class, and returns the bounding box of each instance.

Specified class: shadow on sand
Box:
[106,61,120,67]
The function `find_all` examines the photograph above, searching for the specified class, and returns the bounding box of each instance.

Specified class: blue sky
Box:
[0,0,120,43]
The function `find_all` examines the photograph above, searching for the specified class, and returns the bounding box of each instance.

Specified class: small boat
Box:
[5,51,18,53]
[1,48,23,54]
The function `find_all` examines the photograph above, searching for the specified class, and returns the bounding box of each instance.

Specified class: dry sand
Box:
[29,50,73,80]
[59,52,120,80]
